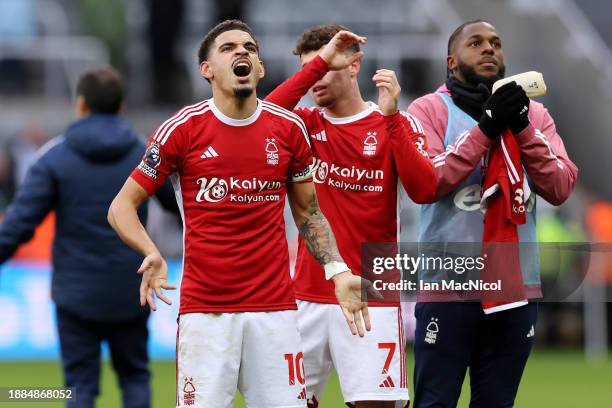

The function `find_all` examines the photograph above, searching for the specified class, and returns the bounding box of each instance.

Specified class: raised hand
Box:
[373,69,401,116]
[479,81,529,138]
[319,30,367,71]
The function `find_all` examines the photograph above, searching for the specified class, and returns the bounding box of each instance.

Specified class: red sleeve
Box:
[387,112,437,203]
[265,54,329,112]
[287,120,314,183]
[513,107,578,205]
[130,120,187,195]
[408,96,493,200]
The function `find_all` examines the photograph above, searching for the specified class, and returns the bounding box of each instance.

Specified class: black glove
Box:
[446,77,490,121]
[507,86,530,134]
[478,82,529,139]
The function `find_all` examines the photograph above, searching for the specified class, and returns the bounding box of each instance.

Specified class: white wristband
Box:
[324,261,349,280]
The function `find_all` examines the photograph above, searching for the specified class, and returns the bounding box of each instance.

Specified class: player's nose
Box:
[234,45,249,56]
[482,41,495,54]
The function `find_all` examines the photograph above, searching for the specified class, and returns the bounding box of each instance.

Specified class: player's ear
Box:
[349,56,361,77]
[258,59,265,79]
[447,55,457,75]
[75,95,91,118]
[200,61,213,81]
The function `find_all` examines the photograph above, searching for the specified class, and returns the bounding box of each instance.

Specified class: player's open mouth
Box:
[312,85,326,94]
[232,60,252,79]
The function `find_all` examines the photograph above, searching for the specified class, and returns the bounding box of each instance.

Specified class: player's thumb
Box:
[363,278,384,301]
[161,281,177,290]
[137,256,151,274]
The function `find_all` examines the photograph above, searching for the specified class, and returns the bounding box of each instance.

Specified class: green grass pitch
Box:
[0,349,610,407]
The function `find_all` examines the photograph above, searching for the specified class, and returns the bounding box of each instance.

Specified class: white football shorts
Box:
[296,300,409,407]
[176,310,307,408]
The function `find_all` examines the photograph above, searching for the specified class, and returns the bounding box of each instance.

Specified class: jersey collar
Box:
[321,101,379,125]
[209,98,262,126]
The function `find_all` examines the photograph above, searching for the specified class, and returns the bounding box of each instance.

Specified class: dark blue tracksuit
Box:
[0,115,178,408]
[413,302,538,408]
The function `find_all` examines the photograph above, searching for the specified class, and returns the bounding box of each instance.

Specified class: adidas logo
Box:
[307,395,319,408]
[311,131,327,142]
[297,388,307,400]
[379,376,395,388]
[526,325,535,338]
[201,146,219,159]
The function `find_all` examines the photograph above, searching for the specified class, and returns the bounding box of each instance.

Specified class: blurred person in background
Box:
[407,20,578,407]
[7,123,50,186]
[0,125,55,260]
[0,67,178,408]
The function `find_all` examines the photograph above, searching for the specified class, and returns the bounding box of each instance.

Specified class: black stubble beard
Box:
[457,59,506,89]
[233,86,254,99]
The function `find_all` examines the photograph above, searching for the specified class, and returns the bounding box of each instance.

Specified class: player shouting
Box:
[108,20,371,408]
[265,25,437,408]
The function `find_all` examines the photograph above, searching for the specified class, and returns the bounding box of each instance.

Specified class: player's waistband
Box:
[295,293,399,307]
[179,302,298,314]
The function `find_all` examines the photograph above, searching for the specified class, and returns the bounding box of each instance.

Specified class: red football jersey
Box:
[131,98,313,313]
[292,103,429,303]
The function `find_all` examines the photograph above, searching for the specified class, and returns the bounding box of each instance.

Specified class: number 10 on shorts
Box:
[284,352,305,385]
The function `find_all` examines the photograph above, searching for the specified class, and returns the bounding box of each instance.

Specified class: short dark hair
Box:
[293,24,359,56]
[447,19,491,56]
[198,19,258,64]
[76,67,123,114]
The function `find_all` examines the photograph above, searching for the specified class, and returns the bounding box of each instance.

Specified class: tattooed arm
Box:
[287,181,372,336]
[296,194,343,265]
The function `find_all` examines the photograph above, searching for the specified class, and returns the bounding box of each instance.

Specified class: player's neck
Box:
[323,87,368,118]
[212,92,259,120]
